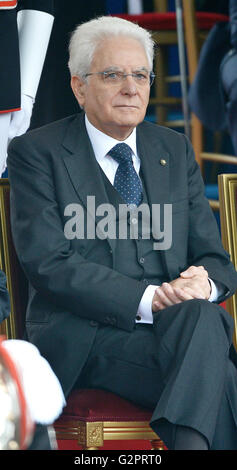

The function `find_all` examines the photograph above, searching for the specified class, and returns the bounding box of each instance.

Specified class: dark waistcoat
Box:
[100,168,167,286]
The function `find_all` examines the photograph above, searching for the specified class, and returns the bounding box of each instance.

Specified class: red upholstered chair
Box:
[0,179,165,450]
[114,1,229,131]
[54,389,164,450]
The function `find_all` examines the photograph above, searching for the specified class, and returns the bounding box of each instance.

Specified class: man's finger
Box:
[173,287,194,301]
[180,265,206,278]
[160,282,182,304]
[174,286,205,300]
[156,286,175,307]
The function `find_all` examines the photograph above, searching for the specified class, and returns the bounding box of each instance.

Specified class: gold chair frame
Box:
[218,174,237,347]
[55,419,163,450]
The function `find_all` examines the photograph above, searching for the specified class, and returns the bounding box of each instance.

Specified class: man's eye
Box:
[135,73,147,81]
[105,72,119,80]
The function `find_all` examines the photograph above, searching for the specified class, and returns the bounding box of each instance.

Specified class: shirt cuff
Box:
[208,278,225,302]
[136,285,158,324]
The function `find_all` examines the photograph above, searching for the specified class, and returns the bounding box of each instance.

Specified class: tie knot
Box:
[109,143,133,165]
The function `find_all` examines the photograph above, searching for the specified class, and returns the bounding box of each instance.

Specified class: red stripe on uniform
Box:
[0,1,17,7]
[0,107,21,114]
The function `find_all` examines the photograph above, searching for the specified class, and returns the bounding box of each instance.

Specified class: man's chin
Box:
[116,112,145,128]
[121,117,144,130]
[116,106,141,118]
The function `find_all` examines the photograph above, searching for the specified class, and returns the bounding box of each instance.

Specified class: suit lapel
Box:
[136,123,170,204]
[62,113,116,251]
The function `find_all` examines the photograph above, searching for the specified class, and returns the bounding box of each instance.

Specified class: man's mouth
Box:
[115,105,139,108]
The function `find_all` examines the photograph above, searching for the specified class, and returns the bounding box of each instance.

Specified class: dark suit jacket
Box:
[7,112,237,395]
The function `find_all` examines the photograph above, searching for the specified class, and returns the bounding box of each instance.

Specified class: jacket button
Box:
[105,316,117,326]
[90,320,98,327]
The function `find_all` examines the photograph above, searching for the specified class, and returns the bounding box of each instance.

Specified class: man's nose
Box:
[120,75,137,95]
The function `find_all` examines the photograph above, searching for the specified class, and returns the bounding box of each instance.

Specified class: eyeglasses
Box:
[84,70,155,86]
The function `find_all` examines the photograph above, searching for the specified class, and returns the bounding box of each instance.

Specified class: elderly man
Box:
[7,16,237,450]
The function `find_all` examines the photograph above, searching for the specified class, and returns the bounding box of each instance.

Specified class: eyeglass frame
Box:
[83,70,156,86]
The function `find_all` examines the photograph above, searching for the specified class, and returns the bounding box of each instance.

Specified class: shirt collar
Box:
[85,114,138,163]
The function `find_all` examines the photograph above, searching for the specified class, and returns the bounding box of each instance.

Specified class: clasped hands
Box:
[152,265,211,312]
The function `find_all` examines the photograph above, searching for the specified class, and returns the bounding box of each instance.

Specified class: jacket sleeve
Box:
[0,9,21,112]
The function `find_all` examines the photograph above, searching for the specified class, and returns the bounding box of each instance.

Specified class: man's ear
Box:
[71,76,86,107]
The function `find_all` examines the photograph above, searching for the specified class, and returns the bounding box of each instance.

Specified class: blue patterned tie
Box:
[109,143,143,206]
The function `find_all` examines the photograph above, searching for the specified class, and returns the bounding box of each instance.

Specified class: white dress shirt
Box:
[85,115,222,324]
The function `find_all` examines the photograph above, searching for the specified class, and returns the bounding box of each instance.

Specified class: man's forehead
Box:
[94,35,146,52]
[91,36,149,67]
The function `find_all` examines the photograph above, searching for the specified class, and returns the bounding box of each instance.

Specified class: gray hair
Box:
[68,15,155,78]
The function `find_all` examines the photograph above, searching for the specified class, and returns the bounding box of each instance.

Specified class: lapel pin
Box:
[160,159,167,166]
